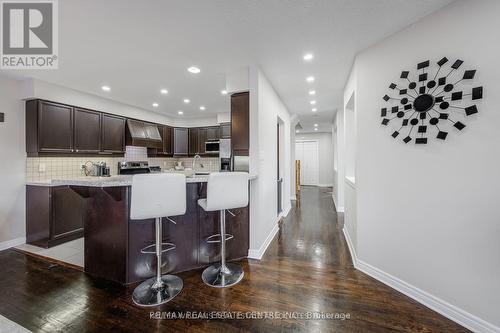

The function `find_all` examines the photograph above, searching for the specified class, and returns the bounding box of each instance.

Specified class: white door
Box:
[296,140,319,186]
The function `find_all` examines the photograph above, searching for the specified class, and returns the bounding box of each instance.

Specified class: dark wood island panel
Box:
[81,183,249,284]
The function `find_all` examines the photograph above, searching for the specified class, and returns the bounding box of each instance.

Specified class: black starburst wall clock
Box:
[380,57,483,144]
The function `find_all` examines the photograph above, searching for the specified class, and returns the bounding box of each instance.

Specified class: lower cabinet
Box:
[26,185,85,248]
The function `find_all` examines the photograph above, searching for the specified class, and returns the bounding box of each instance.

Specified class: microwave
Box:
[205,140,220,153]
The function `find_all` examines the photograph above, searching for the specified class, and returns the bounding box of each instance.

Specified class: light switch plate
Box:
[38,163,46,172]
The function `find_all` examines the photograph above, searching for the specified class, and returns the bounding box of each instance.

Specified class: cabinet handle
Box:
[75,149,79,152]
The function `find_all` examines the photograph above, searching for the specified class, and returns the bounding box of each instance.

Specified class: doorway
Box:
[295,140,319,186]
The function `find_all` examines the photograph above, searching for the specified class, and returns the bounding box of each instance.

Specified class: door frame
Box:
[295,139,320,186]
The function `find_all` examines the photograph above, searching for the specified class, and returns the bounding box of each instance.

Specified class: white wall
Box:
[296,132,334,186]
[0,77,26,249]
[343,0,500,331]
[248,67,293,258]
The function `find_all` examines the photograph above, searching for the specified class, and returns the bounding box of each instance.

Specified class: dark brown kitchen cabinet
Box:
[158,125,173,155]
[198,127,207,154]
[26,99,126,156]
[231,92,250,156]
[26,185,85,248]
[101,114,126,153]
[26,100,74,155]
[189,128,200,156]
[174,127,189,155]
[220,123,231,138]
[206,126,220,141]
[74,108,101,153]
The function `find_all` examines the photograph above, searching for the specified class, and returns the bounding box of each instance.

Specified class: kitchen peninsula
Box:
[26,173,255,284]
[24,93,251,284]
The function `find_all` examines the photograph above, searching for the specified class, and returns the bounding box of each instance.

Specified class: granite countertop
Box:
[26,173,257,187]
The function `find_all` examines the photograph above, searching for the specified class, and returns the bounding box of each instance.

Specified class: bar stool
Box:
[130,173,186,306]
[198,172,249,288]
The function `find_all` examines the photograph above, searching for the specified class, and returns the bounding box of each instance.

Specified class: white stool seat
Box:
[131,173,186,219]
[199,172,249,212]
[198,172,249,288]
[130,173,186,306]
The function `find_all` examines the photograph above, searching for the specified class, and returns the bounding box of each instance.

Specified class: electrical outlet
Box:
[38,163,46,173]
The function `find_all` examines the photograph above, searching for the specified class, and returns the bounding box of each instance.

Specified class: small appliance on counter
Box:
[219,138,231,171]
[83,161,111,177]
[174,161,184,170]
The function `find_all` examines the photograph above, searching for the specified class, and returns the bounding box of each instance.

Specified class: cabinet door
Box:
[74,108,101,153]
[206,126,220,141]
[198,128,207,154]
[220,123,231,138]
[38,101,73,153]
[189,128,199,156]
[51,186,84,240]
[174,128,188,155]
[164,126,173,154]
[231,92,249,155]
[102,114,126,153]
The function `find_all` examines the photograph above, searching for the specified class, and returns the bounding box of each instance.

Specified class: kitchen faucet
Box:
[192,155,203,174]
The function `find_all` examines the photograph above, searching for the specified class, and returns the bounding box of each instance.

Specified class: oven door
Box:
[205,141,220,153]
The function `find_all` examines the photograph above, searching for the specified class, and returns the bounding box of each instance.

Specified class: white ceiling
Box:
[4,0,453,132]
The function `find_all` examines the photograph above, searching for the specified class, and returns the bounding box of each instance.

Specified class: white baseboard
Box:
[282,203,291,217]
[342,227,499,333]
[318,183,333,187]
[0,237,26,251]
[291,195,297,201]
[248,222,279,260]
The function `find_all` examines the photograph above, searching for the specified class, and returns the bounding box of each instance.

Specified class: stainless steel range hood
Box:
[126,119,162,148]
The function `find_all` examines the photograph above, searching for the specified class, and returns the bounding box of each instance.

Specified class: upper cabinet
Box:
[27,100,74,154]
[102,114,126,154]
[231,92,249,156]
[220,123,231,139]
[173,128,189,155]
[26,99,125,156]
[74,108,101,153]
[206,126,220,141]
[189,128,200,155]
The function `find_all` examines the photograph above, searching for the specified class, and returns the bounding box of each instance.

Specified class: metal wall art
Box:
[380,57,483,144]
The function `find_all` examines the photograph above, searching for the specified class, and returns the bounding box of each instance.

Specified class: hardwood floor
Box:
[0,186,468,332]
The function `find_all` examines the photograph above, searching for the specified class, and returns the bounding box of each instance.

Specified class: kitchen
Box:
[21,91,253,285]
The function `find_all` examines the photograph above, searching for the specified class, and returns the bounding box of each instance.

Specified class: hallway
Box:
[0,187,467,332]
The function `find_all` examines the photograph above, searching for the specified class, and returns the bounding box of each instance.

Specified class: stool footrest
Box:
[206,233,234,244]
[141,242,176,254]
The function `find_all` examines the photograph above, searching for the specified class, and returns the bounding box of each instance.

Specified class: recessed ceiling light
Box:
[314,123,318,127]
[187,66,201,74]
[310,100,316,105]
[309,90,316,95]
[312,108,317,112]
[152,102,159,108]
[183,99,190,104]
[160,89,168,94]
[178,111,184,115]
[306,76,315,83]
[101,85,111,92]
[199,106,206,111]
[303,53,314,61]
[314,128,318,131]
[221,90,228,95]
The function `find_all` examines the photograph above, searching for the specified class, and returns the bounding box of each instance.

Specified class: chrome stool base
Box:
[202,262,244,288]
[132,274,183,307]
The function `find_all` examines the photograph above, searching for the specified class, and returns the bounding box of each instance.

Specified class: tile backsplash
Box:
[26,146,220,182]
